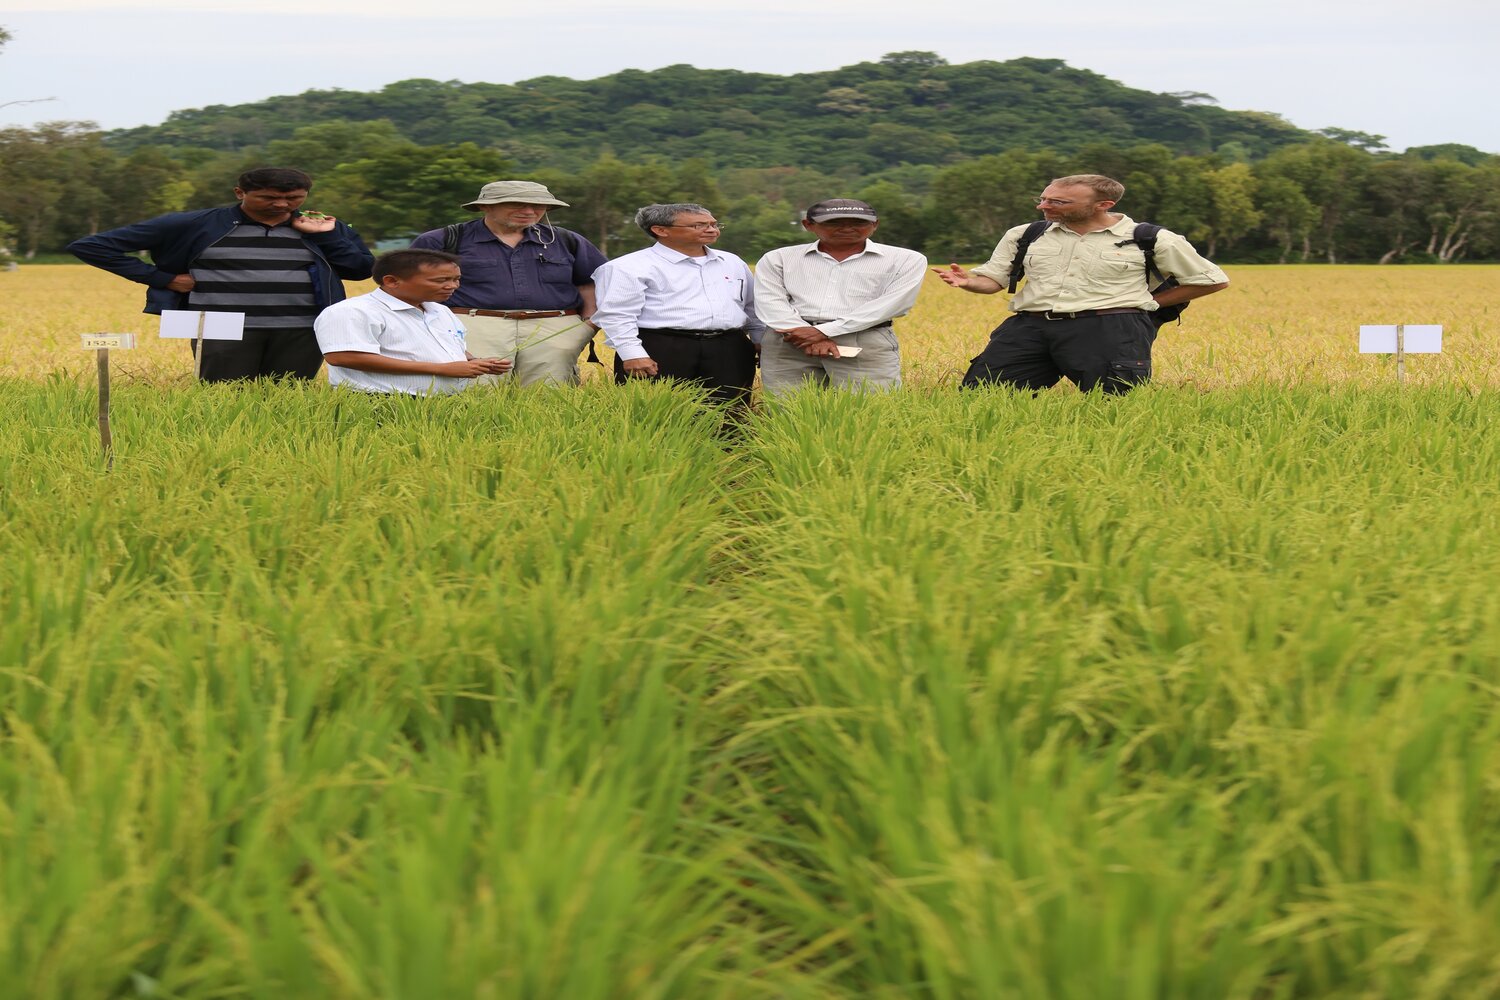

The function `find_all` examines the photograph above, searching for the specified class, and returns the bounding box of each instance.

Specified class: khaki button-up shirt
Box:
[971,215,1228,314]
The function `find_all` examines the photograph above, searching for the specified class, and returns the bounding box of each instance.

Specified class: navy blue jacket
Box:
[67,205,374,315]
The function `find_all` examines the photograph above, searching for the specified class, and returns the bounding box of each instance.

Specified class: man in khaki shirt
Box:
[936,173,1227,392]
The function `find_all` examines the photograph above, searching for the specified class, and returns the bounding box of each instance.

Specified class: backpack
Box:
[443,222,602,364]
[1007,220,1185,327]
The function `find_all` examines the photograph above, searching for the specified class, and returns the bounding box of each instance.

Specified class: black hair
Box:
[373,249,462,284]
[237,167,314,192]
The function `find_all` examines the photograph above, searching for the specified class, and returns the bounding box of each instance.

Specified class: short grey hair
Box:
[635,203,713,238]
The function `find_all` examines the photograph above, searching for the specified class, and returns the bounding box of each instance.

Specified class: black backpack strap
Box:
[1006,220,1050,293]
[443,222,466,254]
[1117,223,1167,286]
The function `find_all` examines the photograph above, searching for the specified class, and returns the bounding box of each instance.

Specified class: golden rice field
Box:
[3,263,1496,387]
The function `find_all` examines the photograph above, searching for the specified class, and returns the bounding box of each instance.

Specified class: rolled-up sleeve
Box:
[1154,232,1229,286]
[969,225,1027,286]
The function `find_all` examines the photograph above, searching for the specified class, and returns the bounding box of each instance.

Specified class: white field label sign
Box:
[1359,325,1443,353]
[80,333,136,350]
[160,310,247,340]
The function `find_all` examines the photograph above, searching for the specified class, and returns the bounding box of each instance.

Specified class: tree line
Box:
[2,117,1495,266]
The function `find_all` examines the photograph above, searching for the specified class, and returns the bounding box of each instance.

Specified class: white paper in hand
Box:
[835,345,862,358]
[160,310,246,341]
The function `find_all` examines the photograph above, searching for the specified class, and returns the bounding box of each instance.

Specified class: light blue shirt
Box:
[590,242,766,361]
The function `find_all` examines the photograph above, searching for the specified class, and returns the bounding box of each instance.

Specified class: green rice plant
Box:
[3,376,1499,998]
[0,379,793,998]
[714,385,1500,999]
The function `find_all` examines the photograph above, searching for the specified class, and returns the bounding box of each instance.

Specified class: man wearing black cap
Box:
[753,199,926,395]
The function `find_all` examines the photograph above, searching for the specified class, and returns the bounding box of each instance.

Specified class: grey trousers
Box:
[759,324,902,396]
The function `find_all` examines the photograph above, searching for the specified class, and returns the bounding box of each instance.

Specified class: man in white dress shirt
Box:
[314,249,511,395]
[590,203,765,408]
[754,199,926,395]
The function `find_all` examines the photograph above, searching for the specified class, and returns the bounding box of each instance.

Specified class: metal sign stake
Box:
[80,333,134,468]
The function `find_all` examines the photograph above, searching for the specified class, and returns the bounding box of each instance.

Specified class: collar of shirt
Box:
[802,239,890,262]
[232,206,296,230]
[648,242,726,265]
[369,287,447,316]
[1045,214,1137,238]
[468,222,551,247]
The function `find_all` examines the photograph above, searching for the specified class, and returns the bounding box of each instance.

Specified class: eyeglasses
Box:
[1036,197,1080,207]
[666,221,724,231]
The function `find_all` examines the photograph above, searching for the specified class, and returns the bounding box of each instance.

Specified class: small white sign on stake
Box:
[159,310,246,340]
[1358,324,1442,384]
[79,332,135,469]
[160,310,245,381]
[80,332,137,351]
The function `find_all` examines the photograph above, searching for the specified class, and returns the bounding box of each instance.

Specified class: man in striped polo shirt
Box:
[69,167,373,382]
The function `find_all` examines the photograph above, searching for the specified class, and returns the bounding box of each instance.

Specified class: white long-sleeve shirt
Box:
[753,240,927,338]
[591,242,766,361]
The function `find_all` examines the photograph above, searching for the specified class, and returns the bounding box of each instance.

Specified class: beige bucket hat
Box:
[462,180,570,211]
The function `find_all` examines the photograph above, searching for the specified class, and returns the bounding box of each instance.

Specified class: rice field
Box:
[2,264,1500,998]
[4,264,1498,388]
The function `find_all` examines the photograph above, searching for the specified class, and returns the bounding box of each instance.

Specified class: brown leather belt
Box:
[453,308,580,319]
[1025,308,1146,320]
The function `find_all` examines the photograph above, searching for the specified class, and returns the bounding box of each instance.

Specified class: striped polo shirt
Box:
[188,217,319,330]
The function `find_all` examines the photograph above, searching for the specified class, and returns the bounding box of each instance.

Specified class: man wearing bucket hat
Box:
[754,198,926,395]
[410,180,607,386]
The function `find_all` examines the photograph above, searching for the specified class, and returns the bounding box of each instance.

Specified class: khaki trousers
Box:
[759,324,902,396]
[459,314,598,386]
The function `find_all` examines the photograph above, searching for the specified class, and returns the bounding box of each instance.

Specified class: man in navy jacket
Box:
[68,167,373,382]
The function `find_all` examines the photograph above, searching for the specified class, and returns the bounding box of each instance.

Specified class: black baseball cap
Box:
[805,199,878,223]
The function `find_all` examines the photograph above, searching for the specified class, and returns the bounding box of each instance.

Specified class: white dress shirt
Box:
[590,242,766,361]
[754,239,927,338]
[314,287,472,396]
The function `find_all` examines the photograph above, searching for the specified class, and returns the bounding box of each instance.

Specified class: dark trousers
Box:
[962,312,1156,393]
[614,329,757,407]
[191,328,324,382]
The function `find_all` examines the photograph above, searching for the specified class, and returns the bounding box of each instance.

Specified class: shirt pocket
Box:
[1023,244,1066,279]
[1086,247,1148,291]
[537,257,576,285]
[842,272,888,301]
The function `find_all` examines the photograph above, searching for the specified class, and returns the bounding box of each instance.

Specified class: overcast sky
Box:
[2,0,1495,154]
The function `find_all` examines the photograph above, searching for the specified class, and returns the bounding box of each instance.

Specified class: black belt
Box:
[1023,308,1146,321]
[639,327,744,339]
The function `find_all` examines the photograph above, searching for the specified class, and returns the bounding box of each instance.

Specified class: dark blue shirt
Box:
[409,221,607,311]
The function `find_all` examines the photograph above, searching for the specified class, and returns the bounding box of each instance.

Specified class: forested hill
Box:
[106,52,1311,172]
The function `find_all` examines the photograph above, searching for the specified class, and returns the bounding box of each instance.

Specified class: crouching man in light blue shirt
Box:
[314,248,511,395]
